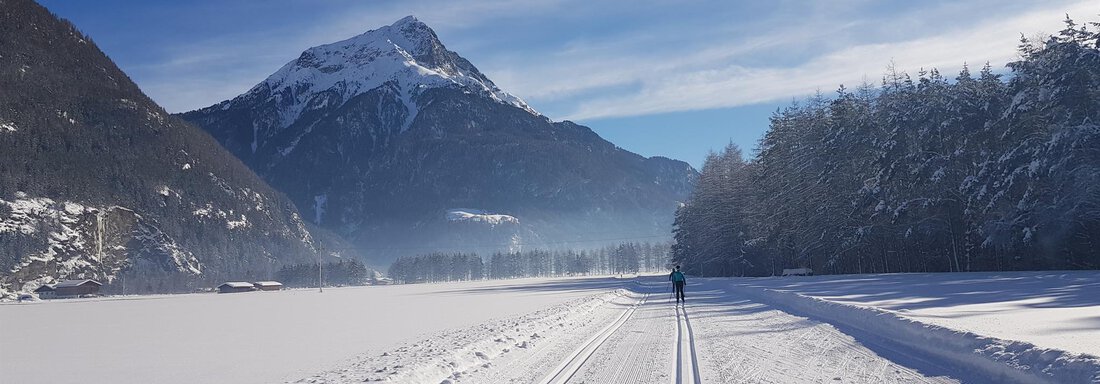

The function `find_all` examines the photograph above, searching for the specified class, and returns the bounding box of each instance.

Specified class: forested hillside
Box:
[673,16,1099,276]
[0,0,322,297]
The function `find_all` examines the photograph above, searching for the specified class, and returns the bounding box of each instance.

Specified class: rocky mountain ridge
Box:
[181,16,698,264]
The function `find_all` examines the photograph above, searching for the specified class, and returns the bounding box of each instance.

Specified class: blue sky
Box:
[40,0,1093,168]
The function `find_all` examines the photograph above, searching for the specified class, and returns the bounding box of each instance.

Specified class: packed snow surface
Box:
[733,271,1100,356]
[0,277,615,384]
[3,273,1096,384]
[299,277,958,384]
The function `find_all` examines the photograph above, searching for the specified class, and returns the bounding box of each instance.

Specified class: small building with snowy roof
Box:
[253,281,283,291]
[217,282,256,293]
[34,284,57,299]
[53,280,102,297]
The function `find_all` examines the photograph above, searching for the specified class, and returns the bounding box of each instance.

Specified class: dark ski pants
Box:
[674,281,685,302]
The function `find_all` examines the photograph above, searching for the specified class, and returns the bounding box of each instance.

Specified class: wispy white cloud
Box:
[126,0,1094,119]
[533,0,1096,120]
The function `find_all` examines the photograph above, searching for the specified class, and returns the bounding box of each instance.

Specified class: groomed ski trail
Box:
[674,304,702,384]
[538,293,650,384]
[292,276,965,383]
[564,286,678,384]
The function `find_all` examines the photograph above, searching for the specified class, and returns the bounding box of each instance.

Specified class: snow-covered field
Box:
[2,272,1098,384]
[0,277,620,384]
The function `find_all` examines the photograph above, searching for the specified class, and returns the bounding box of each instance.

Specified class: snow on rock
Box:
[192,203,251,230]
[225,214,250,230]
[0,193,203,299]
[0,193,53,235]
[446,208,519,226]
[225,213,249,228]
[131,220,203,275]
[191,204,213,217]
[239,15,537,134]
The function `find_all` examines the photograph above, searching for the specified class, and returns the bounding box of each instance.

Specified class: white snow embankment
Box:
[730,284,1100,384]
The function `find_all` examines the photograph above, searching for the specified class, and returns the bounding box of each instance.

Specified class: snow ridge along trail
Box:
[538,293,648,384]
[674,304,702,384]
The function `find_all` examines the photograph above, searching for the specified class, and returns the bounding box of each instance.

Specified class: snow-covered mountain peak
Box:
[240,15,537,131]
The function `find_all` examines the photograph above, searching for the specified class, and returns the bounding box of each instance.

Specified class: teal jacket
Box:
[669,271,685,282]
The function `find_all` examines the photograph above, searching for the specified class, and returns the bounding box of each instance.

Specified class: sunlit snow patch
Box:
[446,209,519,226]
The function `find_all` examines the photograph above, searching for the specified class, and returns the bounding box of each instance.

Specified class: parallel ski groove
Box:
[682,305,702,384]
[673,304,683,384]
[674,304,702,384]
[537,293,648,384]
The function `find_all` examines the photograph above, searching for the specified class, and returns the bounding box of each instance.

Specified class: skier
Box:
[669,265,686,304]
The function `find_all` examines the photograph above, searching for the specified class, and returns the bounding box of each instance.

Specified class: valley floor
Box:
[2,272,1098,384]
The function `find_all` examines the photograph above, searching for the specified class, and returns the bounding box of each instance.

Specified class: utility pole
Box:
[318,243,324,293]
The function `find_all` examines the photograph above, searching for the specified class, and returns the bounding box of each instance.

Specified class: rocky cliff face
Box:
[180,16,698,263]
[0,0,323,298]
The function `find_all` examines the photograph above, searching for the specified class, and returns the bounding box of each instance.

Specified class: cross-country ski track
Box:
[675,304,702,384]
[296,276,966,384]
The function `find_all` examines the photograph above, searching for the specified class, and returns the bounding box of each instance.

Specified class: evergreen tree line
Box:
[387,242,672,284]
[673,17,1100,277]
[275,259,373,287]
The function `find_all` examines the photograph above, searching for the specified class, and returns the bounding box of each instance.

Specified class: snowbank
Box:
[730,277,1100,384]
[736,272,1100,355]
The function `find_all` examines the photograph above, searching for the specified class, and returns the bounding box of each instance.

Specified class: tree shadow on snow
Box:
[735,270,1100,316]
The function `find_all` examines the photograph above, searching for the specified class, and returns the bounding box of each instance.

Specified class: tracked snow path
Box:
[538,293,649,384]
[563,290,674,384]
[674,304,702,384]
[683,280,959,384]
[291,276,964,383]
[561,278,955,384]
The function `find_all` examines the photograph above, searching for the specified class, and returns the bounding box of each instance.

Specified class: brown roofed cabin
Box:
[217,282,255,293]
[54,280,102,297]
[253,281,283,291]
[34,284,57,299]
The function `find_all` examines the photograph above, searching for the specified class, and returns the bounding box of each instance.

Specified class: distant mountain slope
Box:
[0,0,322,298]
[181,16,697,263]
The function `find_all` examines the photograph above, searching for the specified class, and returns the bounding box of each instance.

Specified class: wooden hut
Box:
[253,281,284,291]
[54,280,102,297]
[34,284,57,299]
[217,282,256,293]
